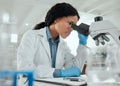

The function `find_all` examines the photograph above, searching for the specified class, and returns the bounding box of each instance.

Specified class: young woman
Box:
[17,2,89,79]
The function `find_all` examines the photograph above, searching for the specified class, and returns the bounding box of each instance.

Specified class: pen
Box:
[24,79,28,84]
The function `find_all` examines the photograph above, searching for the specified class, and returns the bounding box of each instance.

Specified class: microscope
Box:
[72,17,120,85]
[71,16,120,46]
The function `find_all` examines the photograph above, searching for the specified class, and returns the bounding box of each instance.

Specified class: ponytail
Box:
[33,22,47,30]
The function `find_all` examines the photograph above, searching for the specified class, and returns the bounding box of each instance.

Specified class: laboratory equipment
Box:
[71,16,120,86]
[89,17,120,46]
[87,17,120,86]
[86,44,120,86]
[71,16,120,46]
[71,23,89,36]
[0,71,34,86]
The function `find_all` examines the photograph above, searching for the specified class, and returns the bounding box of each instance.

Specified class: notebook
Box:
[35,75,87,86]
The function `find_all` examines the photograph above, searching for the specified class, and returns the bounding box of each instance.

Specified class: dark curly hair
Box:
[34,2,80,30]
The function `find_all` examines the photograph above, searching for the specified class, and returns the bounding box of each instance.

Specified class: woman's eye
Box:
[68,22,74,25]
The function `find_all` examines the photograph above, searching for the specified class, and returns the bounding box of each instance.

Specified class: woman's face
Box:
[54,16,78,38]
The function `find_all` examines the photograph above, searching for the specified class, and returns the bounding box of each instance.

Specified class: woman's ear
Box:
[54,18,62,23]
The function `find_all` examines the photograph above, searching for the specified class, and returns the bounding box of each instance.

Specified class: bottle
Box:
[86,44,120,86]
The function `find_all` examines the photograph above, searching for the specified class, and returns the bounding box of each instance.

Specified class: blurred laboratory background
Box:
[0,0,120,70]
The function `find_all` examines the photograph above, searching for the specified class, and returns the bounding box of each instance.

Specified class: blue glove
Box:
[78,33,88,45]
[53,66,81,77]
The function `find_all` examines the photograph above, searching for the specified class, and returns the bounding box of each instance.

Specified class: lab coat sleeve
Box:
[17,30,54,78]
[75,45,89,70]
[64,43,89,71]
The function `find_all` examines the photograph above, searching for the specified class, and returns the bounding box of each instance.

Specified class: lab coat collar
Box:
[36,27,64,67]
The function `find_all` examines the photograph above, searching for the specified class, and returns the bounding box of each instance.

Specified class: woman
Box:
[17,2,89,78]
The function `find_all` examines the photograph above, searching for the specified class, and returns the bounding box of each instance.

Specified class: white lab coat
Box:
[17,27,89,79]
